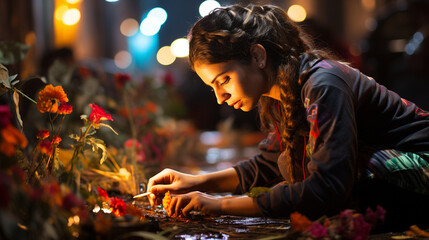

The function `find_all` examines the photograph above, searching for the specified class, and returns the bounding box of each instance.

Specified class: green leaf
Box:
[98,123,119,135]
[0,41,30,65]
[86,137,107,164]
[0,64,10,92]
[12,90,23,128]
[9,74,19,86]
[69,133,80,141]
[245,187,273,198]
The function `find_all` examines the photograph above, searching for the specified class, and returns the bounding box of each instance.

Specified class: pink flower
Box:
[351,214,372,240]
[62,192,85,211]
[88,103,113,124]
[0,105,12,128]
[306,222,328,238]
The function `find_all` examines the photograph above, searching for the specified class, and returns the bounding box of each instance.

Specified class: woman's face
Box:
[194,60,269,112]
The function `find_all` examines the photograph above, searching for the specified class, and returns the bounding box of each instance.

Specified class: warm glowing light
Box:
[287,5,307,22]
[157,46,176,65]
[120,18,139,37]
[62,8,81,25]
[170,38,189,58]
[66,0,80,3]
[199,0,220,17]
[361,0,376,11]
[147,7,167,25]
[55,5,69,21]
[114,51,132,69]
[140,17,161,36]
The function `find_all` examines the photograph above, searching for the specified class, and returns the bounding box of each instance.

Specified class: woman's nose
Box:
[213,88,231,105]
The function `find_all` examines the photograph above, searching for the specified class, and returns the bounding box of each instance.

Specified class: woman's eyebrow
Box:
[211,71,227,84]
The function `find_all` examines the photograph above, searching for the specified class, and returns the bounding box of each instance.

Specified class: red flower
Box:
[114,73,131,90]
[58,102,73,115]
[52,136,62,145]
[88,103,113,124]
[97,187,109,201]
[79,66,92,78]
[37,130,50,140]
[0,105,12,128]
[38,139,52,155]
[110,197,127,216]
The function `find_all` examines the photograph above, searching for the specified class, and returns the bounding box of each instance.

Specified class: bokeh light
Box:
[157,46,176,65]
[199,0,220,17]
[105,0,119,2]
[287,5,307,22]
[62,8,81,25]
[114,50,132,69]
[66,0,80,4]
[170,38,189,58]
[55,5,69,21]
[140,17,161,36]
[147,7,167,25]
[120,18,139,37]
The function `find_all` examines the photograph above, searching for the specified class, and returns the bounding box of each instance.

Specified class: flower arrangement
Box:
[289,206,386,240]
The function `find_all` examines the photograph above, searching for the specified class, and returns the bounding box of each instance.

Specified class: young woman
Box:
[148,4,429,230]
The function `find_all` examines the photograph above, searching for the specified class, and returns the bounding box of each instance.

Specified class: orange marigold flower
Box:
[58,102,73,115]
[162,191,171,213]
[0,124,28,156]
[290,212,313,232]
[88,103,113,124]
[114,73,131,90]
[38,139,52,155]
[36,130,50,140]
[36,84,69,113]
[52,136,62,145]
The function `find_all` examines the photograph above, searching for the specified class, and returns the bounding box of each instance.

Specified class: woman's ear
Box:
[250,44,267,69]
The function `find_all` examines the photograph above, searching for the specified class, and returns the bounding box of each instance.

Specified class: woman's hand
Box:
[147,168,202,206]
[166,191,222,218]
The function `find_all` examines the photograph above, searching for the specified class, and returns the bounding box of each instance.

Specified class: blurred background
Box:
[1,0,429,174]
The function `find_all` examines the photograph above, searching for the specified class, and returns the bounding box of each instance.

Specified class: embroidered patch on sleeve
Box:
[307,104,320,154]
[304,97,310,109]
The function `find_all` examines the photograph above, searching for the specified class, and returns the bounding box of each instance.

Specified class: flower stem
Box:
[12,87,37,104]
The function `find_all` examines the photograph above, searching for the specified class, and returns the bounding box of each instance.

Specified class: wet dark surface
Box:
[102,198,427,240]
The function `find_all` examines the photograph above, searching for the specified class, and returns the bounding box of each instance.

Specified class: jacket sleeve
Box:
[255,73,359,219]
[233,131,284,194]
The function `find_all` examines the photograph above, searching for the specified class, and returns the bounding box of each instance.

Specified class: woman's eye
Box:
[220,77,230,86]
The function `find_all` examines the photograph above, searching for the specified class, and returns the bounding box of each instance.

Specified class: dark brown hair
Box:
[189,4,330,182]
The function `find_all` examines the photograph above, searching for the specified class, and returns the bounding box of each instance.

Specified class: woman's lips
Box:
[233,100,242,109]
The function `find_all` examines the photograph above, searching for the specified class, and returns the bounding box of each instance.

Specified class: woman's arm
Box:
[198,167,239,193]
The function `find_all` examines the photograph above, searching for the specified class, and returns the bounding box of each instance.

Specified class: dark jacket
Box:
[233,54,429,219]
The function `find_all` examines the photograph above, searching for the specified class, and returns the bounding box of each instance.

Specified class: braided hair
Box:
[189,4,330,183]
